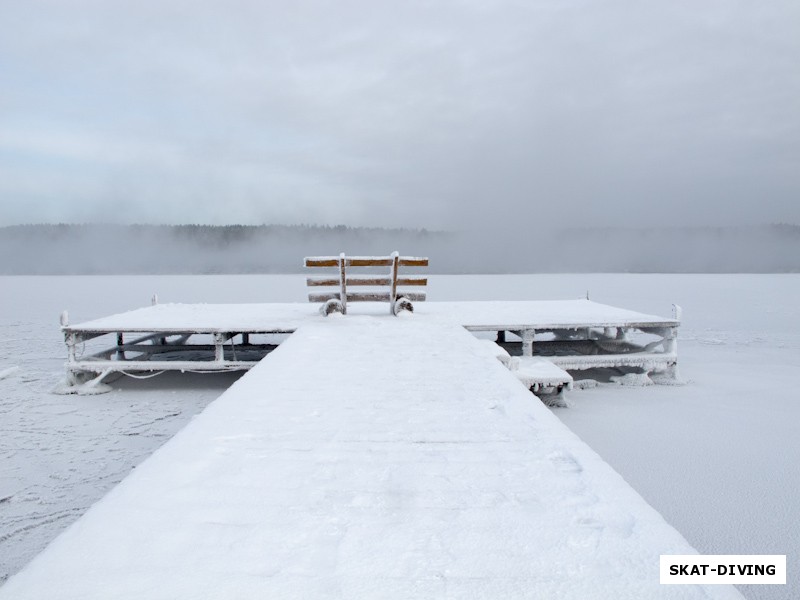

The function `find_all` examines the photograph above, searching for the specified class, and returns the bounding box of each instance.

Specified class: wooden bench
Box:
[304,251,428,315]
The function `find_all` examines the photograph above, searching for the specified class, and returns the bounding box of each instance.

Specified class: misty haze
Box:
[1,224,799,274]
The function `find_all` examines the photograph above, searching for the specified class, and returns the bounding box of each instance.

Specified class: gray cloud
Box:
[1,0,798,229]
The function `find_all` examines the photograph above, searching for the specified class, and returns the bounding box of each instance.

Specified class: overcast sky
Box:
[1,0,798,230]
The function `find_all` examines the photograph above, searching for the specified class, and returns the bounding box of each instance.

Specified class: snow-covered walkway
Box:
[0,316,740,599]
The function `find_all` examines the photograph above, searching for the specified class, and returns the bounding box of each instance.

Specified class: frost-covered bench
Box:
[304,252,428,316]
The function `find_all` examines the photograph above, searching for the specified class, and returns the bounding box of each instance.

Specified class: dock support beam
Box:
[663,326,680,380]
[66,332,78,364]
[116,333,125,360]
[214,333,225,363]
[521,329,535,357]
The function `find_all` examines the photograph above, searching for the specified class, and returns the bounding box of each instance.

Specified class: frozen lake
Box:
[1,274,798,599]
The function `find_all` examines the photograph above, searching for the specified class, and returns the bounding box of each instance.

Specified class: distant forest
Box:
[1,223,799,274]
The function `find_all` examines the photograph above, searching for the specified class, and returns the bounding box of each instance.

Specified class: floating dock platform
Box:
[61,299,680,391]
[2,317,738,599]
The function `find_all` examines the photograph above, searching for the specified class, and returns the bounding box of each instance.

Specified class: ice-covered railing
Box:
[304,251,428,315]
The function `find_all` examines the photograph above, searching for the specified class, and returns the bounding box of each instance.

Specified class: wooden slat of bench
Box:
[309,292,392,303]
[307,276,428,287]
[354,292,426,302]
[308,276,390,287]
[347,292,391,302]
[307,277,344,287]
[308,292,342,302]
[396,277,427,286]
[347,256,428,267]
[398,257,428,267]
[347,258,393,267]
[348,291,427,302]
[304,258,340,267]
[305,256,429,268]
[309,291,427,303]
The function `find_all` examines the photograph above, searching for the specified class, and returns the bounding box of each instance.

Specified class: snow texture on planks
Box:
[65,298,678,333]
[2,317,737,599]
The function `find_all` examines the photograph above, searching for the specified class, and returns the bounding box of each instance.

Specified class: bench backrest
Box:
[304,251,428,314]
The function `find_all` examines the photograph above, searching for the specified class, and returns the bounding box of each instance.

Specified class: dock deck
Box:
[2,317,737,599]
[65,299,679,333]
[61,299,680,385]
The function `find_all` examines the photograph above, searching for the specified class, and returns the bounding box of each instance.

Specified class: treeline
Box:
[0,224,452,274]
[1,223,799,274]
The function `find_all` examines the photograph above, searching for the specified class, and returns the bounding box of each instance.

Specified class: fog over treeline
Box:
[1,224,799,275]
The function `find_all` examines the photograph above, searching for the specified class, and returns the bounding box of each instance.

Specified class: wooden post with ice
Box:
[521,329,536,357]
[213,333,226,363]
[389,251,399,308]
[305,252,428,316]
[664,304,682,380]
[338,252,348,315]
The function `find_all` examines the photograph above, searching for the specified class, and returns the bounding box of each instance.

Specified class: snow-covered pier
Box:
[2,316,739,599]
[60,299,681,393]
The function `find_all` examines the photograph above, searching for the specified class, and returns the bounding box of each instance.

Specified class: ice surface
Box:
[0,366,19,380]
